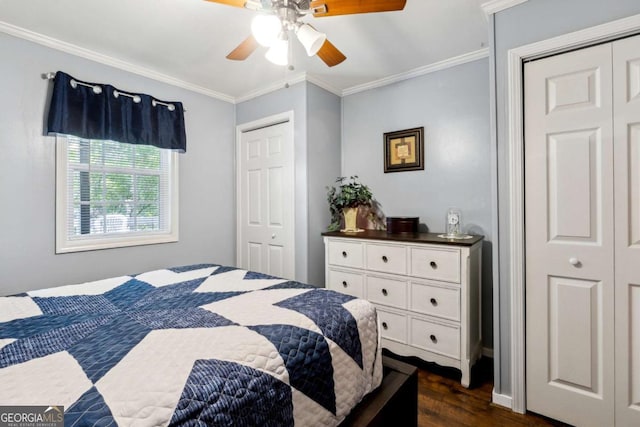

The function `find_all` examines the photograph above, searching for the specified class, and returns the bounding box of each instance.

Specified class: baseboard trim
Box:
[492,389,513,409]
[482,347,494,358]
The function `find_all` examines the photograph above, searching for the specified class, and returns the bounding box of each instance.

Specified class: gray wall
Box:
[235,82,341,286]
[342,58,493,348]
[306,83,341,286]
[0,33,236,296]
[492,0,640,397]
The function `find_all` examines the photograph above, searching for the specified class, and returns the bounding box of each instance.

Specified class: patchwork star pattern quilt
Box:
[0,264,383,426]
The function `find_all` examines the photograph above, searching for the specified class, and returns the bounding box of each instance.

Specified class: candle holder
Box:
[445,208,462,237]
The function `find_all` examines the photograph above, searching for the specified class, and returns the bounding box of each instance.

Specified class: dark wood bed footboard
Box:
[340,356,418,427]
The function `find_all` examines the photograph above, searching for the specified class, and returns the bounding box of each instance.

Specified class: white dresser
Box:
[322,231,483,387]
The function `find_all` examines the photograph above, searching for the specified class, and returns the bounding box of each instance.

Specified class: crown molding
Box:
[342,48,489,97]
[481,0,528,16]
[2,19,491,104]
[0,20,235,104]
[234,72,307,104]
[304,74,342,97]
[234,72,341,103]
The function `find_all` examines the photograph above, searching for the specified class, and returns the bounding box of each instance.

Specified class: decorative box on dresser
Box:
[322,230,483,387]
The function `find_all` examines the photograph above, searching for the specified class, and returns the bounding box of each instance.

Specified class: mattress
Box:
[0,264,383,426]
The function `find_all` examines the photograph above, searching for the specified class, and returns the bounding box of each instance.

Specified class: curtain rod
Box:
[42,72,185,112]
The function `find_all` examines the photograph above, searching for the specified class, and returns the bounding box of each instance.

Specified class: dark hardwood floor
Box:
[383,351,571,427]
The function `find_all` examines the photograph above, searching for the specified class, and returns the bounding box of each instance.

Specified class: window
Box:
[56,136,178,253]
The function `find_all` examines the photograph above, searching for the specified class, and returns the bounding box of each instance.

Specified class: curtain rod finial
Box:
[42,72,56,80]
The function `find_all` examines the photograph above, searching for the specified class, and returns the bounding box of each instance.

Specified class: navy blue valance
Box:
[47,71,186,152]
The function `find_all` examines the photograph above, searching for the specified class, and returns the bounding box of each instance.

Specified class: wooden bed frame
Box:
[340,356,418,427]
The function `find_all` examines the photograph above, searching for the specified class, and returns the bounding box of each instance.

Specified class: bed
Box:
[0,264,383,426]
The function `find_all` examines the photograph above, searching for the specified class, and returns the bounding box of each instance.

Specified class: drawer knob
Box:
[382,288,388,296]
[430,261,438,269]
[342,251,348,258]
[430,334,437,343]
[382,322,388,330]
[430,297,438,306]
[342,280,348,288]
[382,255,388,263]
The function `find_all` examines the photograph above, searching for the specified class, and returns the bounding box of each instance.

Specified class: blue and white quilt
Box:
[0,264,382,426]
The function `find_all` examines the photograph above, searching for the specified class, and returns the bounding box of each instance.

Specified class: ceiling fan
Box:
[205,0,407,67]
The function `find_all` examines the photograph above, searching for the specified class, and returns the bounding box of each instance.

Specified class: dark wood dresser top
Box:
[321,230,483,246]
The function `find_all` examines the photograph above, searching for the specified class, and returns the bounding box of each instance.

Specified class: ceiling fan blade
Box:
[316,39,346,67]
[310,0,406,17]
[203,0,247,7]
[226,35,259,61]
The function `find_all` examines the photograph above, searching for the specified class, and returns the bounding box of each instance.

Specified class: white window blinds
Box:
[56,136,178,253]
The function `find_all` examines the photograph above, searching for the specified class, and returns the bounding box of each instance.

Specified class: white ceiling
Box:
[0,0,489,101]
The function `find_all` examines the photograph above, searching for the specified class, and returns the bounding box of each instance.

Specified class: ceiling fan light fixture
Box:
[251,14,281,47]
[296,23,326,56]
[265,36,289,66]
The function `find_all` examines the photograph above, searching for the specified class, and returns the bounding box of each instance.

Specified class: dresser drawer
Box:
[327,240,364,268]
[327,269,364,298]
[410,247,460,283]
[410,282,460,321]
[366,275,407,309]
[366,243,407,275]
[377,309,407,343]
[410,317,460,359]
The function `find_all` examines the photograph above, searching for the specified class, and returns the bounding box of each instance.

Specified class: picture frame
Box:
[383,127,424,173]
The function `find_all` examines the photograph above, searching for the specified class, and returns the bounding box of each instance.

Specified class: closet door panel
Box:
[525,42,615,427]
[613,34,640,426]
[548,276,603,392]
[630,286,640,406]
[546,129,601,243]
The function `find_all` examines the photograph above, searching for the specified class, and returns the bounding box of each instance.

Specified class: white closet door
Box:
[238,121,295,279]
[524,43,615,426]
[613,35,640,427]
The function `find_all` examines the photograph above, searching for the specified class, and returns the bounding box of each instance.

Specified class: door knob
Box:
[569,257,581,267]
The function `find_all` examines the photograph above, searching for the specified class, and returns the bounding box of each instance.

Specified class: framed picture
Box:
[383,127,424,173]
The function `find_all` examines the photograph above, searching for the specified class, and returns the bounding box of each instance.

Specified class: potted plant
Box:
[326,176,373,232]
